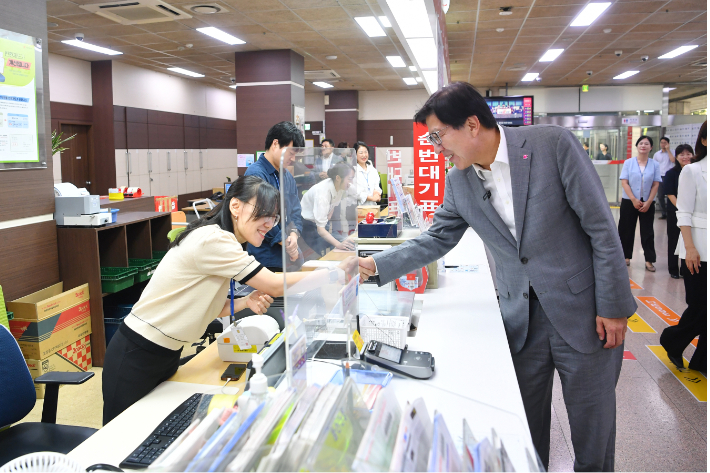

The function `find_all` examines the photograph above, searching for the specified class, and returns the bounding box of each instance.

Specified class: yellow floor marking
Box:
[627,313,656,333]
[637,296,680,325]
[647,345,706,402]
[629,279,643,290]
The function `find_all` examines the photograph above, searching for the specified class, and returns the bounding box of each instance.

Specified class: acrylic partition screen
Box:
[279,147,360,386]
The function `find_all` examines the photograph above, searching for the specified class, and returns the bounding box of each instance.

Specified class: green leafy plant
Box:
[51,130,76,156]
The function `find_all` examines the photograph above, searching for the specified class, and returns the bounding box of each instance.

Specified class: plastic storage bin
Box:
[100,267,138,293]
[152,250,168,260]
[104,315,126,346]
[128,259,159,283]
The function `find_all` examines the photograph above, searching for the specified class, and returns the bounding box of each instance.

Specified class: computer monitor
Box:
[485,96,534,126]
[224,182,231,195]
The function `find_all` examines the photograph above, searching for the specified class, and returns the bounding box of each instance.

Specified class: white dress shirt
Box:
[321,154,333,172]
[472,125,517,241]
[301,178,344,227]
[355,162,381,206]
[675,159,707,261]
[653,149,676,177]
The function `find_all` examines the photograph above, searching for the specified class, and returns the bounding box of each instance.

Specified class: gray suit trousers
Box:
[513,299,623,472]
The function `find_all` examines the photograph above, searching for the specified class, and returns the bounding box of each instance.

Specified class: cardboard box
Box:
[25,335,92,399]
[357,206,381,223]
[154,196,178,212]
[10,300,92,360]
[7,282,90,322]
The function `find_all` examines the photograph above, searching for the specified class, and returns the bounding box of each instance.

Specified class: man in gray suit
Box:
[359,82,636,472]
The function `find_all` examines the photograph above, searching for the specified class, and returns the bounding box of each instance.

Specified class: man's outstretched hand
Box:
[358,256,377,283]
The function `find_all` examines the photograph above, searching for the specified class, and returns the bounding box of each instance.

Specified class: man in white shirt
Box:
[316,139,342,182]
[653,136,675,219]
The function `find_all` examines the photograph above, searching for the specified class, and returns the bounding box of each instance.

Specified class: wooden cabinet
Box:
[57,211,171,366]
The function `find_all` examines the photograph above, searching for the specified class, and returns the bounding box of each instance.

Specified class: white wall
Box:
[359,90,430,120]
[48,53,92,105]
[305,92,325,122]
[508,85,663,114]
[112,62,236,120]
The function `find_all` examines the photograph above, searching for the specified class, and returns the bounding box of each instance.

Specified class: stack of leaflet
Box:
[147,376,530,472]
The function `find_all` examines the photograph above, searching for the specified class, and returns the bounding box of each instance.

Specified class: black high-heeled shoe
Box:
[667,353,685,370]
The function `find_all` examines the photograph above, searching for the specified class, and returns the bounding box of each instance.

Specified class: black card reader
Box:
[362,340,434,380]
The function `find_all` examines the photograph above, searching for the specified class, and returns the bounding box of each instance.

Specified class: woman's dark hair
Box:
[353,141,371,165]
[337,141,348,149]
[673,144,695,170]
[171,176,279,248]
[326,162,354,182]
[693,121,706,163]
[264,121,305,150]
[414,82,497,130]
[636,135,653,147]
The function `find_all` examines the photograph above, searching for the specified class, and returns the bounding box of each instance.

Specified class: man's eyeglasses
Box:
[243,202,280,227]
[426,126,450,146]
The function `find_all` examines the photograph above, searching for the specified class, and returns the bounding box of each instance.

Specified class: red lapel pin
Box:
[523,154,529,159]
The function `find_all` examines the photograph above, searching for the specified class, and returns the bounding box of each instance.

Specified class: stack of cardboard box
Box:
[7,283,93,398]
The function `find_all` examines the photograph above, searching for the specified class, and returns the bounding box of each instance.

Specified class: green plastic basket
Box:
[128,259,160,283]
[101,267,138,293]
[152,250,168,260]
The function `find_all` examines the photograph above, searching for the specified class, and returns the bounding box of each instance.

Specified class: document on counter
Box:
[353,386,401,471]
[389,397,432,472]
[427,413,462,472]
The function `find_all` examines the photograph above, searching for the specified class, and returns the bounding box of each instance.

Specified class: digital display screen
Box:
[378,344,402,363]
[485,96,533,126]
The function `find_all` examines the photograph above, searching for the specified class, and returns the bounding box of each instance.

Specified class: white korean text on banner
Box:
[386,149,402,216]
[413,122,445,217]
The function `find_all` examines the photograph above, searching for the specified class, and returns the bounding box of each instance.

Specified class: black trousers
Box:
[102,322,182,425]
[666,208,680,276]
[618,198,656,262]
[657,180,667,216]
[660,260,707,372]
[302,219,332,256]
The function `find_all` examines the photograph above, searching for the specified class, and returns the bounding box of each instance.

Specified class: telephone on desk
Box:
[209,191,224,202]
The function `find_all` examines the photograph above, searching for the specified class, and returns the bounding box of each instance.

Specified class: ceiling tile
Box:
[134,21,192,33]
[528,5,581,18]
[245,10,301,23]
[46,0,87,17]
[222,0,288,12]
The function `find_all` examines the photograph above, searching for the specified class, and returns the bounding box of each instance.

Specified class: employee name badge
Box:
[230,325,252,350]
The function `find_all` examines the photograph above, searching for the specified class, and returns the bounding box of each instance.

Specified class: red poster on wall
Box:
[626,126,633,159]
[387,149,402,215]
[413,122,446,217]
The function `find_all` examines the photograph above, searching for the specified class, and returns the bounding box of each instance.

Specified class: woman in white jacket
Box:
[354,141,382,206]
[661,121,707,373]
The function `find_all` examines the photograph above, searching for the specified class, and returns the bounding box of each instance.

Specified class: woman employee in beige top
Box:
[102,176,345,424]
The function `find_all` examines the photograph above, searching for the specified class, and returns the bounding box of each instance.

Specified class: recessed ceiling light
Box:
[603,28,612,33]
[167,67,204,78]
[61,40,122,56]
[522,72,539,81]
[190,5,221,14]
[47,22,58,27]
[354,16,386,37]
[196,27,245,45]
[386,56,406,67]
[229,84,237,89]
[644,110,655,113]
[539,49,564,62]
[386,0,433,38]
[613,70,639,80]
[416,77,423,82]
[499,7,513,15]
[659,45,698,59]
[313,81,334,88]
[570,3,611,27]
[326,55,338,60]
[403,77,417,85]
[409,65,417,71]
[379,16,391,27]
[663,87,676,92]
[496,28,505,32]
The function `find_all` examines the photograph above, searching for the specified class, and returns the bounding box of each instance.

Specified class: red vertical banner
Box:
[413,122,446,218]
[387,149,402,215]
[626,126,633,159]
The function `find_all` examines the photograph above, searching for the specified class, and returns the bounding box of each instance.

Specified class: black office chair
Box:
[0,325,97,466]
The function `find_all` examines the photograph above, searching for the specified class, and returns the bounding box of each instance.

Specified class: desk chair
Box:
[0,325,96,466]
[171,210,187,229]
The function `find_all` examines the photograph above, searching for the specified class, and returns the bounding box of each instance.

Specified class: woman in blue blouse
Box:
[618,136,662,271]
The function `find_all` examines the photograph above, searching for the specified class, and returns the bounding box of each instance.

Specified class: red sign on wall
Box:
[626,126,633,159]
[413,122,446,217]
[387,149,402,215]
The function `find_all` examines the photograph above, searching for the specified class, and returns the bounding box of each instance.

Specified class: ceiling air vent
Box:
[304,70,341,80]
[184,3,230,14]
[80,0,192,25]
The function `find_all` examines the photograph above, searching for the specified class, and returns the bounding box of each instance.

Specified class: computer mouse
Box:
[86,464,124,472]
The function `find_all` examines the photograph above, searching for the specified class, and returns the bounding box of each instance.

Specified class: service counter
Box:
[68,229,535,471]
[592,160,624,205]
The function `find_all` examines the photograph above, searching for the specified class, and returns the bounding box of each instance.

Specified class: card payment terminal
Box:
[362,340,434,380]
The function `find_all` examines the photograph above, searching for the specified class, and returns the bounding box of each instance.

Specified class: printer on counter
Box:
[54,183,110,227]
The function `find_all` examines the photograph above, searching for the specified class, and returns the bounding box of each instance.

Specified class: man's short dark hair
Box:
[321,138,334,146]
[660,136,670,144]
[636,135,653,147]
[414,82,497,130]
[264,121,305,150]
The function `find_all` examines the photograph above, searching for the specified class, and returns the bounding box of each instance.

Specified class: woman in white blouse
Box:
[661,121,707,373]
[354,141,382,206]
[301,163,356,254]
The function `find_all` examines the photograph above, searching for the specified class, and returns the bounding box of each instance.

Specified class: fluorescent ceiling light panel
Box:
[409,65,417,71]
[407,37,437,69]
[416,77,423,82]
[387,56,406,67]
[313,81,334,88]
[663,87,676,92]
[167,67,204,78]
[197,27,245,45]
[422,70,437,92]
[613,70,639,79]
[354,17,386,37]
[539,48,564,62]
[403,77,417,85]
[659,45,698,59]
[61,40,122,55]
[386,0,433,38]
[229,85,237,89]
[379,16,392,27]
[521,72,539,81]
[570,2,611,27]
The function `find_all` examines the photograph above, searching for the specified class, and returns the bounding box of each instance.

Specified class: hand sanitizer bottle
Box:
[237,353,268,418]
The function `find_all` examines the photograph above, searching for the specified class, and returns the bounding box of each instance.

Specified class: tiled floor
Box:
[19,208,706,472]
[548,207,707,472]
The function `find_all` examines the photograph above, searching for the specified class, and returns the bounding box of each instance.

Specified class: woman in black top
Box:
[664,144,695,278]
[595,143,612,160]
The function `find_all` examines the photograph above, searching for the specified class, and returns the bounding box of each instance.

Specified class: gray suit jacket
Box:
[373,125,637,354]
